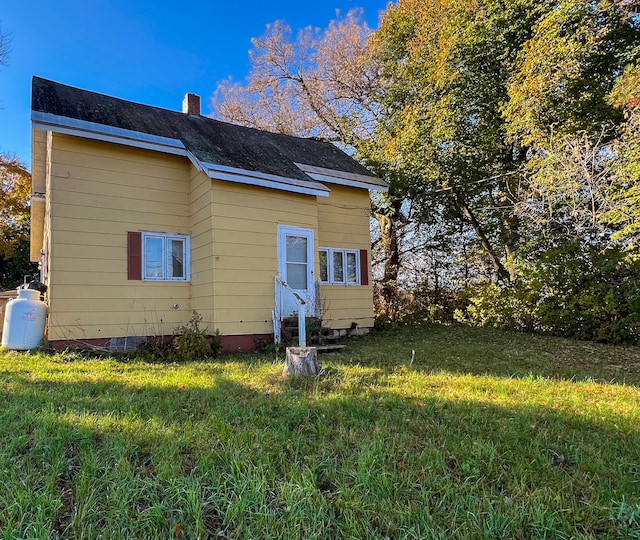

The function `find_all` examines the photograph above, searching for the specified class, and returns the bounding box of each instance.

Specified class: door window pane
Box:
[286,236,307,263]
[287,263,307,289]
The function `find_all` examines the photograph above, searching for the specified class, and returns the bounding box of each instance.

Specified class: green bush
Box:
[136,338,175,361]
[173,311,222,360]
[455,245,640,344]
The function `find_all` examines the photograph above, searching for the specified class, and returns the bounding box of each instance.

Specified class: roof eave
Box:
[295,162,388,192]
[202,162,330,198]
[31,112,330,198]
[32,111,187,154]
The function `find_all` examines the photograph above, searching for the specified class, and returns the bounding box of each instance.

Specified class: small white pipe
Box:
[298,302,306,347]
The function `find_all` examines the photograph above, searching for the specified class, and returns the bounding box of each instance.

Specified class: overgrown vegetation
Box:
[172,311,222,361]
[1,324,639,539]
[369,0,640,341]
[135,311,222,362]
[455,245,640,344]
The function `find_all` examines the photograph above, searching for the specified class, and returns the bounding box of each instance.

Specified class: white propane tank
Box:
[1,289,47,350]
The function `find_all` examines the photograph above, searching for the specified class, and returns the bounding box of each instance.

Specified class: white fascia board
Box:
[203,162,330,197]
[295,162,388,192]
[32,111,187,155]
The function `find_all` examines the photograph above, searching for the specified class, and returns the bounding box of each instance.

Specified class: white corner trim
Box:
[185,151,205,172]
[295,162,388,191]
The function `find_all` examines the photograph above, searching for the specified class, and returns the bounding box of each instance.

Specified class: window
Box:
[319,250,329,282]
[319,248,361,285]
[346,251,357,283]
[333,251,345,283]
[143,233,189,281]
[127,231,190,281]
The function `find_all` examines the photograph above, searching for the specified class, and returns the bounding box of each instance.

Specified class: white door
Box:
[277,225,315,317]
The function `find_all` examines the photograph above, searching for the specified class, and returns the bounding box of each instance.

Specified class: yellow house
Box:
[30,77,387,351]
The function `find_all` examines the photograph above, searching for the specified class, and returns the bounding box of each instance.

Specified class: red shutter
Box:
[359,249,369,286]
[127,231,142,280]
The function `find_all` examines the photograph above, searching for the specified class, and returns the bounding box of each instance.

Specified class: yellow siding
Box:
[190,170,215,328]
[43,130,375,344]
[211,180,318,336]
[318,185,372,246]
[317,184,375,329]
[31,129,47,194]
[42,134,53,295]
[30,196,45,261]
[31,129,48,262]
[51,279,188,298]
[46,134,192,342]
[209,181,375,335]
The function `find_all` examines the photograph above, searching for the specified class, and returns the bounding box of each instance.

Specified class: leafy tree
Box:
[371,0,640,341]
[212,10,381,144]
[373,0,640,280]
[456,244,640,344]
[372,0,540,281]
[0,155,37,289]
[504,0,638,147]
[514,129,613,245]
[503,1,639,250]
[603,63,640,247]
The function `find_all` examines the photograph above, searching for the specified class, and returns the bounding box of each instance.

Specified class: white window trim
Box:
[319,247,360,285]
[142,232,190,282]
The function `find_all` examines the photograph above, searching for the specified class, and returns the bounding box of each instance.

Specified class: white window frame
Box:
[142,232,190,282]
[319,247,360,285]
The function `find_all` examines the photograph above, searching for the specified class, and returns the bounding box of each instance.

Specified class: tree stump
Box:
[283,347,320,377]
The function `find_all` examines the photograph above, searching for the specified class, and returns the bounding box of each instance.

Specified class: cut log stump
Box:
[283,347,320,377]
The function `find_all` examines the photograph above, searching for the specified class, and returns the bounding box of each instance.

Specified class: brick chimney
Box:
[182,93,201,116]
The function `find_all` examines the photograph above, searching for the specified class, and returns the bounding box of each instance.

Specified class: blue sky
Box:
[0,0,388,168]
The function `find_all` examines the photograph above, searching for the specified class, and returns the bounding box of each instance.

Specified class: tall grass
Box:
[1,324,639,539]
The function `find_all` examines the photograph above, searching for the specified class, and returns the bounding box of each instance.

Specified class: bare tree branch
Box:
[0,23,11,67]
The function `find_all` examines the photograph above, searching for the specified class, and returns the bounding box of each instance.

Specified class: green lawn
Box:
[1,324,639,539]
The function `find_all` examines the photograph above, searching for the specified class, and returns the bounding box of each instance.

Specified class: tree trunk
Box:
[283,347,320,377]
[501,215,519,281]
[373,195,402,320]
[456,194,510,282]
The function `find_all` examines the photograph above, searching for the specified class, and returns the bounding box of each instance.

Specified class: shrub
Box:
[173,311,222,360]
[254,338,283,355]
[455,245,640,344]
[136,338,175,361]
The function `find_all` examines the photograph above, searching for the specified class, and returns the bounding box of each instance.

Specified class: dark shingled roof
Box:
[32,76,380,185]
